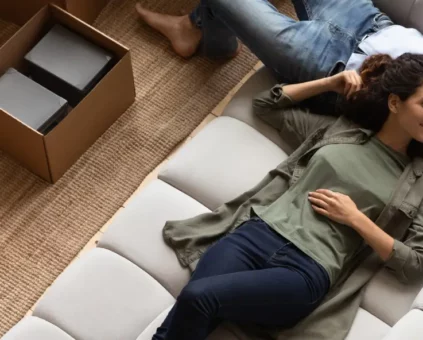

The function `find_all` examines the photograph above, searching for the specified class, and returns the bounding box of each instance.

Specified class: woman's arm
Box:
[352,212,423,284]
[252,85,337,150]
[251,71,362,149]
[309,189,423,283]
[309,189,394,261]
[283,70,363,102]
[350,213,394,261]
[253,70,363,113]
[281,77,333,102]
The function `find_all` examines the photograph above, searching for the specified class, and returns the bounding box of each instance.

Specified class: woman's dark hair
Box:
[342,53,423,158]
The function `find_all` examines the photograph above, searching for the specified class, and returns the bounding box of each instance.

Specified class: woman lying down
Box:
[154,53,423,340]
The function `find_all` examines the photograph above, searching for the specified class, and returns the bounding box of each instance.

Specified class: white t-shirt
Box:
[345,25,423,71]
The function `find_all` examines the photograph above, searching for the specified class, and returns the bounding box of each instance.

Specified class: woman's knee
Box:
[179,281,206,302]
[178,280,218,311]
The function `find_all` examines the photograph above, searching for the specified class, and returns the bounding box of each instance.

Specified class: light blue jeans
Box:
[190,0,393,112]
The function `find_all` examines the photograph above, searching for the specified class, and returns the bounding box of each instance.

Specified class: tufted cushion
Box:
[2,317,74,340]
[346,308,390,339]
[373,0,423,32]
[159,117,287,210]
[33,249,175,340]
[382,309,423,340]
[99,180,209,297]
[361,269,423,325]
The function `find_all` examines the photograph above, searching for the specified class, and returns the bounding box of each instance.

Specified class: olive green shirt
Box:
[254,136,410,284]
[163,84,423,340]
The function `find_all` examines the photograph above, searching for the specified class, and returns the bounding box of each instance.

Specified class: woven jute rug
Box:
[0,0,295,335]
[0,20,18,46]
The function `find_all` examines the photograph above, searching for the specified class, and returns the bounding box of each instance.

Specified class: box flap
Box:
[65,0,109,24]
[44,52,135,182]
[51,4,127,58]
[0,6,50,74]
[0,0,65,26]
[0,109,51,181]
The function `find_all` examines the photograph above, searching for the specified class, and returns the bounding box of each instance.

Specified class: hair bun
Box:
[359,54,393,86]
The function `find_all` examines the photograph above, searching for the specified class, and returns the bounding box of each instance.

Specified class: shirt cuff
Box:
[271,84,296,105]
[385,239,410,273]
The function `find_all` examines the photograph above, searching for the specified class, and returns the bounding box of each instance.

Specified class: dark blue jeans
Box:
[152,217,330,340]
[190,0,393,113]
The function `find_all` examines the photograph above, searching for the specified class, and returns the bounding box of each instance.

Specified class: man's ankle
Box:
[178,15,197,31]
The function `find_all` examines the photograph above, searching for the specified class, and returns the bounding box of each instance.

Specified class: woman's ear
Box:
[388,93,401,114]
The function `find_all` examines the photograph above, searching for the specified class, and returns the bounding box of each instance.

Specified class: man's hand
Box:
[308,189,362,227]
[327,70,363,100]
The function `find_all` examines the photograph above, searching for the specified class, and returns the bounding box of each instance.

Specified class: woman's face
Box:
[395,84,423,143]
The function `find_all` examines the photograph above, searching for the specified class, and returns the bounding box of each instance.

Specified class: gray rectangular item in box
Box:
[25,24,113,92]
[0,68,68,133]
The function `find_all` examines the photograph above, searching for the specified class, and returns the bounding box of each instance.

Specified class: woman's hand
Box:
[308,189,362,227]
[309,189,396,262]
[327,70,363,100]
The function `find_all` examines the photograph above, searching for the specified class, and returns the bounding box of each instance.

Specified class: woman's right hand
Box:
[328,70,363,99]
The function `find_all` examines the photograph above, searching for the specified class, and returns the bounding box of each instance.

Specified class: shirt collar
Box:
[358,128,373,137]
[359,127,423,177]
[412,158,423,177]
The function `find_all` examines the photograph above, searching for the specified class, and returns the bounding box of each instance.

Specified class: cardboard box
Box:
[0,4,135,183]
[0,0,109,26]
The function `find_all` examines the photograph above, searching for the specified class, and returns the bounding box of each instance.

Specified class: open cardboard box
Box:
[0,4,135,183]
[0,0,109,25]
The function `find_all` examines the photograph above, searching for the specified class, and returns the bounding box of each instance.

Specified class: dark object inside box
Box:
[0,68,69,134]
[25,24,115,107]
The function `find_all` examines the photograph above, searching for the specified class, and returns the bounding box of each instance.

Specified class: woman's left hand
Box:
[327,70,363,100]
[308,189,362,227]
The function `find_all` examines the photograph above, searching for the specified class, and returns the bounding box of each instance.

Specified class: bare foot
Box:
[136,3,202,58]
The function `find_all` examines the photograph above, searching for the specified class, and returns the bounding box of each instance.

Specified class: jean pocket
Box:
[266,241,294,266]
[327,60,346,77]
